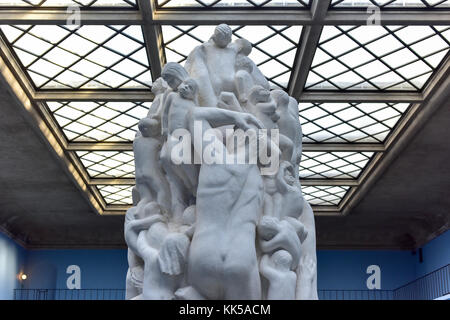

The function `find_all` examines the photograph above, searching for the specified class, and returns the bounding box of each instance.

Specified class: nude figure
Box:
[124,205,144,300]
[133,117,171,212]
[272,90,303,171]
[147,77,168,121]
[260,251,297,300]
[125,202,192,300]
[184,24,252,107]
[257,215,305,271]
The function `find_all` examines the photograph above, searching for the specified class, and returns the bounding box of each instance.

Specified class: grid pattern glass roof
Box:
[0,2,447,213]
[97,185,134,205]
[157,0,310,8]
[300,152,374,179]
[0,25,152,89]
[46,101,151,142]
[305,25,450,91]
[0,0,137,7]
[162,25,302,89]
[302,185,350,206]
[76,151,135,178]
[299,102,410,143]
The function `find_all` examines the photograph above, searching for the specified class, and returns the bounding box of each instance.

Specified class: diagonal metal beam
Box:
[139,0,165,80]
[288,0,330,101]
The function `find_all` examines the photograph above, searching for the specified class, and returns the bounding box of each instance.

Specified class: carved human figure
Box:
[260,251,297,300]
[184,24,253,107]
[124,205,144,300]
[296,200,318,300]
[147,77,168,120]
[125,202,191,300]
[257,215,306,271]
[272,90,303,168]
[133,117,171,212]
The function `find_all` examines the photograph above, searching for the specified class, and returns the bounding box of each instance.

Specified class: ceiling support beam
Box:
[139,0,165,80]
[33,90,154,102]
[324,10,450,26]
[0,9,142,25]
[299,92,424,103]
[67,142,383,152]
[0,8,449,26]
[288,0,330,100]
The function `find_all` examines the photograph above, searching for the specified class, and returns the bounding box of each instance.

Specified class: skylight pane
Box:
[157,0,310,8]
[306,25,450,91]
[46,101,151,142]
[0,0,137,7]
[76,151,135,178]
[302,185,350,206]
[330,0,450,8]
[0,25,152,89]
[300,152,374,179]
[161,24,302,89]
[97,185,133,205]
[299,102,410,143]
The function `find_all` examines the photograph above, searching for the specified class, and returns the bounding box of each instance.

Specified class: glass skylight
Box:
[76,151,135,178]
[0,25,151,89]
[162,25,302,89]
[330,0,450,8]
[157,0,310,8]
[302,185,350,206]
[300,152,374,179]
[306,25,450,91]
[0,0,137,7]
[299,102,410,143]
[96,185,133,205]
[46,101,151,142]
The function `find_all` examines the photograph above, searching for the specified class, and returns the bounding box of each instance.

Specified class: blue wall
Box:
[25,249,128,289]
[415,231,450,278]
[1,229,448,299]
[317,250,417,290]
[0,231,26,299]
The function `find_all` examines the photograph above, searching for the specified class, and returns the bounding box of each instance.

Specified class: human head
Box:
[235,55,253,74]
[248,85,271,105]
[178,78,198,101]
[151,77,168,95]
[138,117,160,138]
[271,250,293,271]
[271,89,289,109]
[212,24,232,48]
[161,62,189,90]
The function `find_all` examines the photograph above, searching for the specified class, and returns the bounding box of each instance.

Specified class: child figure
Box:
[260,250,297,300]
[133,117,171,212]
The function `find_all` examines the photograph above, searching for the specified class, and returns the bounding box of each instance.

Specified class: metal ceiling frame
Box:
[0,0,449,216]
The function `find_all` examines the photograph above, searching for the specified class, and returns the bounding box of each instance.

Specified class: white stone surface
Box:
[124,24,318,300]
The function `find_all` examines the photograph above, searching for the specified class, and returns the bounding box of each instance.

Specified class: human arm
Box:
[192,107,263,130]
[124,214,166,255]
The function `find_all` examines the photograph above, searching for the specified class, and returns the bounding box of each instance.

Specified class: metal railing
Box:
[14,288,125,300]
[14,264,449,300]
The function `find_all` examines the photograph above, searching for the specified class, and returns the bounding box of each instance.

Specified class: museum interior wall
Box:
[1,229,448,298]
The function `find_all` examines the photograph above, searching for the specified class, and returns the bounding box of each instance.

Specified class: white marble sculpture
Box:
[124,24,318,300]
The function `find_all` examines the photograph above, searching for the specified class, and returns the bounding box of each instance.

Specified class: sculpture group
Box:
[124,24,318,300]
